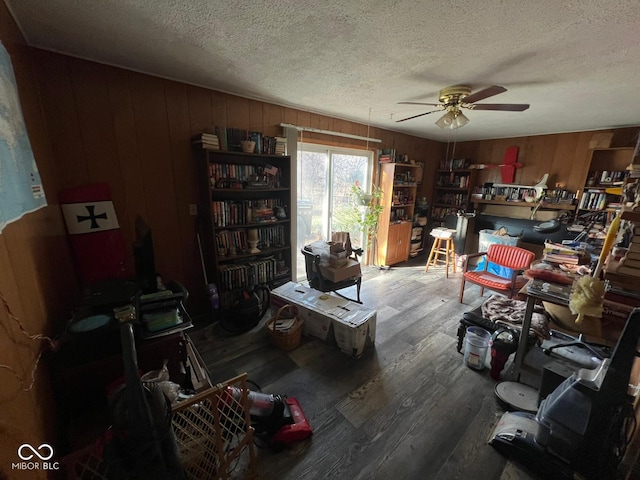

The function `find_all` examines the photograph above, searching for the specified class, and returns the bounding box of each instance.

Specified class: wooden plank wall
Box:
[28,49,444,315]
[454,128,639,193]
[0,3,76,477]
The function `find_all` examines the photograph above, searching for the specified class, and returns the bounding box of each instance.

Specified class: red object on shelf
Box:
[500,146,522,183]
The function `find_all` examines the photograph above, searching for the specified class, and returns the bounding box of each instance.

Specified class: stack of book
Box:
[430,227,456,239]
[614,228,640,277]
[378,148,397,163]
[253,204,275,223]
[193,133,220,150]
[542,241,582,265]
[578,189,607,210]
[275,136,286,155]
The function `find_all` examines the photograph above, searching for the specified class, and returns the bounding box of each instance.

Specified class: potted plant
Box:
[350,182,384,249]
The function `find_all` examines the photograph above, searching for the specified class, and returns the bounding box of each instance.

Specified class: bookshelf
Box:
[578,147,634,215]
[194,145,292,309]
[376,162,420,266]
[430,169,476,225]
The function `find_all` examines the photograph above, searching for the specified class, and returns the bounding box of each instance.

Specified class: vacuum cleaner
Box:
[226,386,313,449]
[489,308,640,480]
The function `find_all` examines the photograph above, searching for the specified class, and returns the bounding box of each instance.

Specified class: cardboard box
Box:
[271,282,376,357]
[329,250,348,267]
[309,240,343,256]
[319,258,361,283]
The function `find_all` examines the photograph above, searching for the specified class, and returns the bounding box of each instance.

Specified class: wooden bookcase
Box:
[194,146,292,309]
[376,162,420,266]
[577,147,634,216]
[430,169,475,225]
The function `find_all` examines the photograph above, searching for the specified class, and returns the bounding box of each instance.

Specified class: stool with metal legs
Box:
[425,228,456,278]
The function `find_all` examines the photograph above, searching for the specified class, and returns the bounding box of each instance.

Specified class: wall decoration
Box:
[0,41,46,233]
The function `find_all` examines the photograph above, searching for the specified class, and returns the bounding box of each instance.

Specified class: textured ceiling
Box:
[6,0,640,142]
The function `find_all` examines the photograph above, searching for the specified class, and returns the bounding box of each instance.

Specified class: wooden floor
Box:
[191,255,543,479]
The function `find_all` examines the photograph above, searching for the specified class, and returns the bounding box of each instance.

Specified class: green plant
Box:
[350,183,384,248]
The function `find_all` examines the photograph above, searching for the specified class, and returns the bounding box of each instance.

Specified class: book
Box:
[543,253,579,264]
[621,257,640,269]
[604,289,640,307]
[625,251,640,261]
[614,265,640,277]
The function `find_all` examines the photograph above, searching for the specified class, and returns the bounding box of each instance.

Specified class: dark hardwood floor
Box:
[190,255,542,479]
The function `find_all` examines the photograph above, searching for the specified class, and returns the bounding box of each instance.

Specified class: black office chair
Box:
[301,246,363,304]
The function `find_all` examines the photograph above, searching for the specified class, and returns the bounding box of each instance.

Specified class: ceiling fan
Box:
[396,85,529,129]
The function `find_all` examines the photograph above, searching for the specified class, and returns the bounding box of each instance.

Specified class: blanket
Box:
[481,294,550,341]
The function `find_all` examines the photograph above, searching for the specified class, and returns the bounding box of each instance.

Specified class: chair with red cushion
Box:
[458,243,536,303]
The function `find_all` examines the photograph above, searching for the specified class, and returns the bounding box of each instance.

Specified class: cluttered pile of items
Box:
[488,210,640,479]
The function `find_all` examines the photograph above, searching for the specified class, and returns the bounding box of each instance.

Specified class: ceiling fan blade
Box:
[398,101,442,106]
[462,85,507,104]
[469,103,530,111]
[395,110,442,123]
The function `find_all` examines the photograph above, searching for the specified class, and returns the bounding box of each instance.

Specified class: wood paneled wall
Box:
[454,128,639,193]
[0,2,76,476]
[29,49,444,315]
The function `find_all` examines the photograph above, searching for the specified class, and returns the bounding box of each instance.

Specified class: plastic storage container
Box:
[478,228,520,252]
[464,326,491,370]
[477,229,521,277]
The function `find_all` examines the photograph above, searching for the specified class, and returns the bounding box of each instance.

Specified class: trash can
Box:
[464,326,491,370]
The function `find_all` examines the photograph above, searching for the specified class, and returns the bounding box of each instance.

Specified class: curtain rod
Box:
[279,123,382,143]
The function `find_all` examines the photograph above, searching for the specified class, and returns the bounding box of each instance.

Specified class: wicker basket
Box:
[266,304,303,351]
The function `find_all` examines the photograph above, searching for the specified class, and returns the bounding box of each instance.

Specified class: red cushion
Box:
[463,271,527,291]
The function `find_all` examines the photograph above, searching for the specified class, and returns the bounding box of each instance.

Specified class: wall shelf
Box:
[472,199,576,210]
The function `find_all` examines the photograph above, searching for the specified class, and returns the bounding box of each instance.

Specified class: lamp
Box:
[435,107,469,129]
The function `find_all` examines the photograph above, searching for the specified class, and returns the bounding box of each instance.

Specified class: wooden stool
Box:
[425,228,456,278]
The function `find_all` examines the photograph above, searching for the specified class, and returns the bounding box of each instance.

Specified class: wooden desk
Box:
[510,279,572,382]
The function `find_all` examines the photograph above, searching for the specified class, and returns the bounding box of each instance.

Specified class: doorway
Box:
[295,143,374,281]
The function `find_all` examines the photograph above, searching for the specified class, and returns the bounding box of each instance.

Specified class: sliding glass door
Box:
[295,144,374,280]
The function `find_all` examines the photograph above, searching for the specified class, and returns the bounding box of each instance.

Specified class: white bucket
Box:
[464,326,491,370]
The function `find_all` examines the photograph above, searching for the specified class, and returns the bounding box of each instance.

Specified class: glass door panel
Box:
[295,144,373,282]
[296,149,329,280]
[330,153,369,250]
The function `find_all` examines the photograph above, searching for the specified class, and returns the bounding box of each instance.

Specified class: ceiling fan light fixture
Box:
[452,111,469,128]
[435,111,455,128]
[435,109,469,129]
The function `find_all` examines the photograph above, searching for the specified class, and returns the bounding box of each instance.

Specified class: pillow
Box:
[523,268,573,285]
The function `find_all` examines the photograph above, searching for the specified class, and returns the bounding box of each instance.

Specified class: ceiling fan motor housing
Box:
[439,85,472,106]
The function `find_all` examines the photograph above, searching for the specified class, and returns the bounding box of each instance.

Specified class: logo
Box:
[18,444,53,461]
[12,443,59,471]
